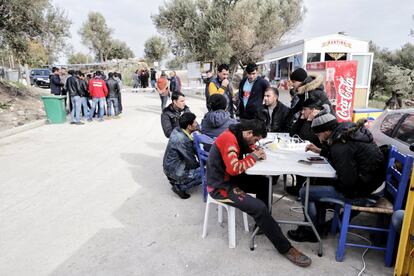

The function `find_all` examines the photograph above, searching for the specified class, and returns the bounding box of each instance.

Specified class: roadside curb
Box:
[0,119,46,140]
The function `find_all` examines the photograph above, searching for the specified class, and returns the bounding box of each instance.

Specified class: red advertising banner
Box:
[307,61,358,122]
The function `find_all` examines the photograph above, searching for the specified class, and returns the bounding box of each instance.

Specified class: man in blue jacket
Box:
[50,67,64,95]
[238,63,269,119]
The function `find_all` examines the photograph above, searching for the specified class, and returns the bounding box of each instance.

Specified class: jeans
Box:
[151,80,156,88]
[80,97,89,118]
[107,97,119,116]
[89,97,106,119]
[167,167,202,191]
[160,95,169,110]
[299,185,345,228]
[70,96,82,123]
[210,174,292,254]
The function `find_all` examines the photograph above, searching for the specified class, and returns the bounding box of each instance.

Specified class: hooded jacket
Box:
[291,74,332,115]
[163,127,199,182]
[89,77,108,98]
[161,103,190,138]
[323,122,385,198]
[201,110,238,138]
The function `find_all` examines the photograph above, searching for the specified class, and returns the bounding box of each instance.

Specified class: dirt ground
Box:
[0,81,48,131]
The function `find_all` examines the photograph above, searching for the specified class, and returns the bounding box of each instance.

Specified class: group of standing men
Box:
[160,62,387,268]
[50,67,123,124]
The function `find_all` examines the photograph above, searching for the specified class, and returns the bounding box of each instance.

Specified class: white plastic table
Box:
[246,144,336,256]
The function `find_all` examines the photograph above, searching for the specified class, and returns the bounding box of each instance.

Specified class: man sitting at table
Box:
[206,119,312,267]
[256,87,291,132]
[287,112,385,242]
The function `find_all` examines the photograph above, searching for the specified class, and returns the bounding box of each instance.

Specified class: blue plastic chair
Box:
[193,132,214,202]
[323,146,413,267]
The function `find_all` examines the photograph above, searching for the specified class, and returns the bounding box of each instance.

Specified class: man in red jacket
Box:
[206,119,312,268]
[88,71,108,121]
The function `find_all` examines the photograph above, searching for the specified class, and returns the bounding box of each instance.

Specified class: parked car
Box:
[369,108,414,156]
[30,68,51,88]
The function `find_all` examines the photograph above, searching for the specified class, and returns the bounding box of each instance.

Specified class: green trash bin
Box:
[41,95,67,124]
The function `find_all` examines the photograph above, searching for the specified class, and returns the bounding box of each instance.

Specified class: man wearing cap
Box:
[289,68,332,117]
[287,111,385,242]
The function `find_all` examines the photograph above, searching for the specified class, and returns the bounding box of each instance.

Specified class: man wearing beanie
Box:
[289,68,332,117]
[287,112,385,242]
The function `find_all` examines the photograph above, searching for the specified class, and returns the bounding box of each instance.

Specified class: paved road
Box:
[0,90,391,275]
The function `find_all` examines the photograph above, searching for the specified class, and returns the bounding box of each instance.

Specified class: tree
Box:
[41,5,72,64]
[144,36,168,63]
[26,40,49,67]
[392,43,414,70]
[67,52,93,64]
[78,12,113,62]
[152,0,305,72]
[105,39,135,60]
[0,0,71,65]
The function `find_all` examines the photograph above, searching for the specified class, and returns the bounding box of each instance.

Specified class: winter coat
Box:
[161,103,190,138]
[292,74,333,115]
[89,77,108,98]
[322,122,385,198]
[106,78,121,98]
[65,75,81,97]
[79,78,89,98]
[201,110,238,138]
[208,77,235,117]
[50,74,63,95]
[238,76,269,119]
[256,101,291,133]
[163,127,199,182]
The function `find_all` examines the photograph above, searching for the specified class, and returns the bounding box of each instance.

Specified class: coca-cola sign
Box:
[330,61,357,122]
[336,77,354,121]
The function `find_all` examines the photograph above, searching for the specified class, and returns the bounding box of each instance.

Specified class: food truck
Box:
[258,33,374,110]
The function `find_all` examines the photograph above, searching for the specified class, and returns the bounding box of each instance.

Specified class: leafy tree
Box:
[152,0,305,72]
[106,39,135,60]
[26,40,49,67]
[144,36,168,63]
[0,0,71,65]
[41,5,72,64]
[78,12,113,62]
[392,43,414,70]
[67,52,93,64]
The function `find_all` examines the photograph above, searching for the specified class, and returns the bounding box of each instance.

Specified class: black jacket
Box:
[323,122,385,198]
[161,104,190,138]
[291,74,333,116]
[106,78,121,98]
[238,76,269,119]
[289,118,321,147]
[78,78,89,98]
[65,75,81,97]
[50,74,63,95]
[257,101,291,132]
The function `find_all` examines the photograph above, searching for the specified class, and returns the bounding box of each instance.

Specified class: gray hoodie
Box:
[201,110,238,138]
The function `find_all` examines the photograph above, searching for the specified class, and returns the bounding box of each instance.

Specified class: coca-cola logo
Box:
[336,77,354,121]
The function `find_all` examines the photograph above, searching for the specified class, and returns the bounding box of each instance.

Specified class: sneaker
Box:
[70,121,76,124]
[97,118,104,122]
[87,118,93,122]
[74,122,84,125]
[171,185,190,199]
[284,247,312,267]
[287,226,318,243]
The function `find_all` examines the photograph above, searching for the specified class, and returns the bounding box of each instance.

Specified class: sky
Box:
[53,0,414,63]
